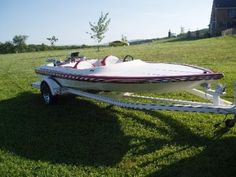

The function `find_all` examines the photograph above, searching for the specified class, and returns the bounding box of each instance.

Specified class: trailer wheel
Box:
[40,82,56,105]
[225,119,235,128]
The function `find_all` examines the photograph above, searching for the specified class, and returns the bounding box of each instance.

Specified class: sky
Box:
[0,0,213,45]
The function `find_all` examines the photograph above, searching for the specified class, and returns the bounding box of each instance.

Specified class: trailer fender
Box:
[40,78,61,96]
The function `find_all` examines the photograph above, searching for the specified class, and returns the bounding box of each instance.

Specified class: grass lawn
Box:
[0,36,236,177]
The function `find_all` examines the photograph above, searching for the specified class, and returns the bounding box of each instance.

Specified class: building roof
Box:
[214,0,236,8]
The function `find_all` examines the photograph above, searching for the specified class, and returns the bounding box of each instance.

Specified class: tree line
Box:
[0,35,91,54]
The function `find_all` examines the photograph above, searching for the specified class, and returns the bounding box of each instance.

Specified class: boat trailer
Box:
[32,78,236,128]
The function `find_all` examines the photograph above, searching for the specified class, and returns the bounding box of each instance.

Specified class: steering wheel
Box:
[123,55,134,62]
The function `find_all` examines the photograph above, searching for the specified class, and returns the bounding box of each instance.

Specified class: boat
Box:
[35,52,223,93]
[33,53,236,128]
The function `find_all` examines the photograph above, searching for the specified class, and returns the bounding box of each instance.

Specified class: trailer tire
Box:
[225,119,235,128]
[40,82,56,105]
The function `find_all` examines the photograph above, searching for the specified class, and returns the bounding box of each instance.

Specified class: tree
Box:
[168,30,172,38]
[0,41,15,54]
[87,12,111,51]
[187,30,192,39]
[180,27,185,34]
[196,30,200,39]
[47,36,58,46]
[13,35,28,53]
[13,35,28,46]
[121,34,128,42]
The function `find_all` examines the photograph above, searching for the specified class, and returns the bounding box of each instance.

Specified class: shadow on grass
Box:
[1,92,235,175]
[0,92,130,166]
[144,111,236,177]
[114,109,236,177]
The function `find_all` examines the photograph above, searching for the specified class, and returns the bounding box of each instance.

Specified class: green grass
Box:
[0,36,236,177]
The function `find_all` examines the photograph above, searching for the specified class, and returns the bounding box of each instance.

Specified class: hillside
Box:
[0,36,236,177]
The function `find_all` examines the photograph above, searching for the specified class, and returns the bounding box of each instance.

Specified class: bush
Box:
[0,42,15,54]
[0,43,87,54]
[222,28,236,36]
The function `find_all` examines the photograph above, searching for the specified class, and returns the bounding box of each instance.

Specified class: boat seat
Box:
[101,55,120,66]
[60,62,75,68]
[74,60,94,69]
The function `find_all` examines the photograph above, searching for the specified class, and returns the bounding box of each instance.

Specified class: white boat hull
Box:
[36,59,223,93]
[39,74,209,93]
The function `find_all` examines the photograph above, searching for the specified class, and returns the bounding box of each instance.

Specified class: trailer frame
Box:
[32,78,236,128]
